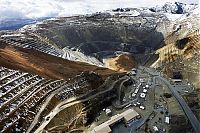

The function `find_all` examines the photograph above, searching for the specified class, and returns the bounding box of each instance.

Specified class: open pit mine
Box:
[0,2,200,133]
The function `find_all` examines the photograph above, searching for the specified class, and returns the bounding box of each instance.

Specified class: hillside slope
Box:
[0,41,118,80]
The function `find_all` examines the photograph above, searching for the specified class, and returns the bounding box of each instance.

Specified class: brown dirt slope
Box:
[0,41,119,80]
[160,34,200,87]
[104,54,137,72]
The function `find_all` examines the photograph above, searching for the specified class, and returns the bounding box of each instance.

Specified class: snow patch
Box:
[164,13,183,21]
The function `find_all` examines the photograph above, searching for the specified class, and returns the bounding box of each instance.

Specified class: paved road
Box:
[27,81,72,133]
[34,77,129,133]
[140,66,200,133]
[130,111,154,133]
[156,76,200,133]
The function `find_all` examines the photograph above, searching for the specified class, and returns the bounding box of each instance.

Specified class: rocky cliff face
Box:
[16,4,199,66]
[1,2,199,78]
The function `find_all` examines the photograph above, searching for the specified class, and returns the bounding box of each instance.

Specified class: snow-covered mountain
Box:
[150,2,198,14]
[0,0,198,30]
[0,18,49,30]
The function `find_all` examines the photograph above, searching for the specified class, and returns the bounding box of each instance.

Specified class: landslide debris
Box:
[0,41,118,80]
[104,54,137,72]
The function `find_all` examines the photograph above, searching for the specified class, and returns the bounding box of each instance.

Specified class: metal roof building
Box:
[92,109,139,133]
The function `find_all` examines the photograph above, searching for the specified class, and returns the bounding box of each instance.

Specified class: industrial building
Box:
[91,109,139,133]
